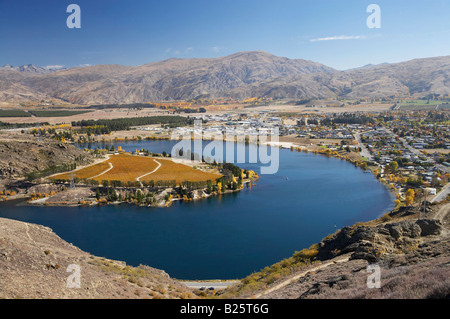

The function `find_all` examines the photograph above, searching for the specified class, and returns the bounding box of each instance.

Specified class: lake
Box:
[0,140,394,279]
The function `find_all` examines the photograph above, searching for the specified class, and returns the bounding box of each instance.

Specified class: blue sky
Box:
[0,0,449,70]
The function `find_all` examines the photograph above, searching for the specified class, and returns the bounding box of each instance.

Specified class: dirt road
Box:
[252,255,350,299]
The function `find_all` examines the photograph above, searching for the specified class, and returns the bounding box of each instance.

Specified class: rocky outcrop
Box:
[316,219,443,263]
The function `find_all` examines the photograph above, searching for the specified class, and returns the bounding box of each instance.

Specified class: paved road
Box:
[431,183,450,203]
[354,131,373,161]
[179,281,238,290]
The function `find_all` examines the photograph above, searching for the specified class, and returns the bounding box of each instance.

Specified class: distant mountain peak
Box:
[1,64,65,74]
[350,62,389,70]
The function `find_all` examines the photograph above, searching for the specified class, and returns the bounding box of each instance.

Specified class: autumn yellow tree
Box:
[404,196,414,207]
[406,189,415,199]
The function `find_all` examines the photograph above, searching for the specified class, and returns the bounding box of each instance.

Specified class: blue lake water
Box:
[0,140,394,279]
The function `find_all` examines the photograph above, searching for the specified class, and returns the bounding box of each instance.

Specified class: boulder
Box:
[416,219,443,236]
[382,221,421,239]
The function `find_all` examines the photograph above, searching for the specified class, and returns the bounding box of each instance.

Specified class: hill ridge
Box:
[1,52,449,104]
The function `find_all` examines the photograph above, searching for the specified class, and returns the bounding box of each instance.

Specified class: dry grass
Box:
[300,256,450,299]
[141,158,222,184]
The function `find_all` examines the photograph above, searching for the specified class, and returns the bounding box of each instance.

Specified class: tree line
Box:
[87,103,157,110]
[72,116,193,133]
[321,114,376,125]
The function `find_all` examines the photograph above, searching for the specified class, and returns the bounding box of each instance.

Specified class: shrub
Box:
[293,247,319,262]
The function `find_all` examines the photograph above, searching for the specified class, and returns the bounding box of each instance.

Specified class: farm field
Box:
[141,158,222,184]
[28,110,93,117]
[53,161,111,181]
[0,110,32,117]
[94,154,160,182]
[52,154,222,185]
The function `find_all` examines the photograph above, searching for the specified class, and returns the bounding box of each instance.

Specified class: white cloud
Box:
[210,46,221,53]
[310,35,367,42]
[79,64,92,67]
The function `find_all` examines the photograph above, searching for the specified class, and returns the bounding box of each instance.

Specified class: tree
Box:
[405,196,414,207]
[404,188,415,207]
[406,189,415,199]
[360,162,368,171]
[431,177,440,188]
[390,161,398,173]
[206,180,213,194]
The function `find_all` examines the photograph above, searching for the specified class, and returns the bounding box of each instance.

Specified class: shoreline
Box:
[0,140,404,284]
[24,179,254,208]
[2,136,391,209]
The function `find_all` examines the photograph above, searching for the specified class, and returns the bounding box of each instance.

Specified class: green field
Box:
[28,110,93,117]
[0,110,32,117]
[399,99,447,105]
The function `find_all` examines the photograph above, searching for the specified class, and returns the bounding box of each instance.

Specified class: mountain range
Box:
[1,51,449,105]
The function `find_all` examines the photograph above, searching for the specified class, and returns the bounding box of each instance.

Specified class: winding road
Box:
[89,162,114,179]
